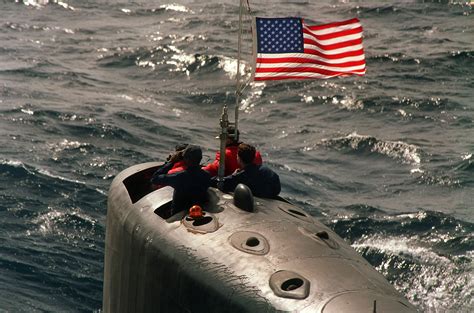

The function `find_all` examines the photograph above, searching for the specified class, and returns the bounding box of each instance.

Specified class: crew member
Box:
[203,126,263,176]
[213,143,280,198]
[151,145,211,214]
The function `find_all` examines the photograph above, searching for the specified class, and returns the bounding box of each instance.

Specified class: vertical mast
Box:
[216,105,228,191]
[217,0,244,190]
[234,0,244,134]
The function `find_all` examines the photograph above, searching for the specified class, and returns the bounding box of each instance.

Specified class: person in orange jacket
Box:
[202,126,262,177]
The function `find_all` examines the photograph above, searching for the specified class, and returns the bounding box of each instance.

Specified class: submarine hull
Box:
[103,162,418,312]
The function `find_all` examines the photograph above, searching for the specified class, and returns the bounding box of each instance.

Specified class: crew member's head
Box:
[182,145,202,167]
[175,143,189,152]
[237,143,256,168]
[226,126,240,145]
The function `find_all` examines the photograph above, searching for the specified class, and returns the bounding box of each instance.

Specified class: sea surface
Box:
[0,0,473,312]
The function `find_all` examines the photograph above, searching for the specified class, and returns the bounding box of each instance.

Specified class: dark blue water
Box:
[1,0,473,312]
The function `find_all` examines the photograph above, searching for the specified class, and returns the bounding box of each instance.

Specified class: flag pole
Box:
[217,0,244,190]
[234,0,244,137]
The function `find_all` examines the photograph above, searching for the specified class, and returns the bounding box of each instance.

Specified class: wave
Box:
[346,1,469,17]
[320,132,421,165]
[412,154,474,187]
[30,207,99,237]
[450,50,473,61]
[353,234,472,311]
[456,154,474,172]
[100,47,248,83]
[121,3,194,16]
[0,158,106,194]
[12,0,75,10]
[329,210,473,248]
[328,209,473,310]
[368,53,423,66]
[0,61,103,88]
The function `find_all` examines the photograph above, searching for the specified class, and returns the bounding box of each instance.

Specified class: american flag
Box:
[253,17,366,81]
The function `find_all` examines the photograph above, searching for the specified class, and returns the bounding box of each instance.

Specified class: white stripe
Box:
[303,43,364,55]
[304,22,362,36]
[256,53,365,64]
[256,63,366,72]
[303,32,362,46]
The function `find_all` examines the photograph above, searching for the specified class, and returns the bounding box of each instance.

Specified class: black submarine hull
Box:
[103,162,418,312]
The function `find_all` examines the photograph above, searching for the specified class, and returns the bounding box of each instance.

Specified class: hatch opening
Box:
[154,202,173,219]
[123,165,161,203]
[316,231,329,240]
[192,216,213,226]
[288,209,306,217]
[245,237,260,247]
[281,278,304,291]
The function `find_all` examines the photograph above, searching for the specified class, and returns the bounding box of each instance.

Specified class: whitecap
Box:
[462,153,472,160]
[19,0,75,10]
[30,207,97,236]
[37,168,87,186]
[353,235,450,265]
[301,94,314,103]
[217,56,249,79]
[0,159,24,168]
[354,234,473,310]
[21,108,34,115]
[159,4,193,13]
[241,82,265,113]
[321,132,421,165]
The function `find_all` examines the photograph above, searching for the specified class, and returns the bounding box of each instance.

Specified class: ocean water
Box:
[0,0,472,312]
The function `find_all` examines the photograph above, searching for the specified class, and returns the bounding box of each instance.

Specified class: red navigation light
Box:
[189,205,203,219]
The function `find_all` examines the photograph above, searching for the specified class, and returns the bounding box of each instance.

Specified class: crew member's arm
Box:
[221,171,243,192]
[202,152,220,177]
[151,168,183,188]
[210,170,241,192]
[151,162,173,180]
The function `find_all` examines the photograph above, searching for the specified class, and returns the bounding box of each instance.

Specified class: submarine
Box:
[102,2,418,311]
[102,160,418,312]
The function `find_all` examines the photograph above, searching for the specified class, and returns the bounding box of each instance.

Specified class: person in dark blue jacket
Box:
[213,143,281,198]
[151,145,211,214]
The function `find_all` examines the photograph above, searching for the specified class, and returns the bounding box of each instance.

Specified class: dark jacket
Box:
[151,162,211,213]
[213,164,281,198]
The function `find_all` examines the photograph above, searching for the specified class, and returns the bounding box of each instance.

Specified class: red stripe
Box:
[256,58,366,68]
[254,71,365,81]
[303,26,363,41]
[306,18,360,31]
[255,76,319,81]
[255,66,365,76]
[304,37,363,51]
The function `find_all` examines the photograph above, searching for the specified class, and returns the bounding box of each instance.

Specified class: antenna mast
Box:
[217,0,245,190]
[234,0,244,133]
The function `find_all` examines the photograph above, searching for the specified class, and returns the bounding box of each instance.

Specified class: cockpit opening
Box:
[122,165,162,204]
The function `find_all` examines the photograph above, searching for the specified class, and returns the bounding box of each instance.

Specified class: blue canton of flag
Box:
[256,17,304,54]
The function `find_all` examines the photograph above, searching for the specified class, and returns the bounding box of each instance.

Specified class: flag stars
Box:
[257,17,303,53]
